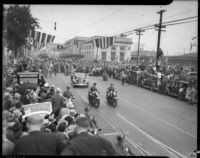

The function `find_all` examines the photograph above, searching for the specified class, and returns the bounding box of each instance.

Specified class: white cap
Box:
[44,83,49,87]
[56,88,61,93]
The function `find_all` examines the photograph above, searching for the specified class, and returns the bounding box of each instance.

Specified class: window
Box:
[111,52,116,61]
[111,46,116,50]
[120,52,124,61]
[101,52,106,61]
[120,46,125,51]
[128,47,131,50]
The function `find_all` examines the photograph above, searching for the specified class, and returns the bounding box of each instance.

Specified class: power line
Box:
[116,9,196,36]
[163,20,197,27]
[116,15,198,37]
[162,16,197,25]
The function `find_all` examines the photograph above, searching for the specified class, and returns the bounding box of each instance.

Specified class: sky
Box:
[27,1,197,55]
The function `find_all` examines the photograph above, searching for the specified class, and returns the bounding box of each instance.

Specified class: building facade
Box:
[64,36,90,54]
[80,36,132,62]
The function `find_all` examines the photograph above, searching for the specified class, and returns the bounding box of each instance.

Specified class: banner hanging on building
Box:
[94,37,114,49]
[27,30,55,50]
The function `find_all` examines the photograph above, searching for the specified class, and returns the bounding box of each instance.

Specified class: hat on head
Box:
[14,93,21,99]
[69,109,76,116]
[44,83,49,87]
[27,114,43,125]
[56,88,61,93]
[43,119,51,126]
[13,109,22,118]
[66,86,70,89]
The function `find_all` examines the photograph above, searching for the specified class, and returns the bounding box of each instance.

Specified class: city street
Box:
[46,73,197,157]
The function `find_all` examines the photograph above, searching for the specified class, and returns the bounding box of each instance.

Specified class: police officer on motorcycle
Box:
[107,83,115,99]
[89,83,99,94]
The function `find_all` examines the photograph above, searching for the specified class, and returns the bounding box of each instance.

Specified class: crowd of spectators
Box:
[3,57,134,156]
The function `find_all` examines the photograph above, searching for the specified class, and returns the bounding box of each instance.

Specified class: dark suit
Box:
[51,94,64,116]
[61,132,117,156]
[13,131,65,155]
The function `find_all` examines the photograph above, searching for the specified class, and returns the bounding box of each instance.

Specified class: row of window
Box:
[101,52,125,61]
[111,46,131,51]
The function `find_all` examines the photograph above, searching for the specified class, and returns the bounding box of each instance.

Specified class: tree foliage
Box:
[4,5,39,56]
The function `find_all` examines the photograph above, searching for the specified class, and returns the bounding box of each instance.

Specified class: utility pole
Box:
[155,9,166,66]
[135,29,145,66]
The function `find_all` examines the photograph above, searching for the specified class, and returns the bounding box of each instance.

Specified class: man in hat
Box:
[12,114,65,155]
[84,107,101,134]
[51,88,65,118]
[20,89,31,105]
[61,116,117,156]
[107,83,116,99]
[63,86,74,99]
[12,93,22,109]
[114,134,135,156]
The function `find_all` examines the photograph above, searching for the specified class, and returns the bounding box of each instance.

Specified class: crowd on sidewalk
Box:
[2,57,134,156]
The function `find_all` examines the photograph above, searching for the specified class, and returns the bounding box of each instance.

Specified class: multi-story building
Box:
[80,36,132,62]
[64,36,90,54]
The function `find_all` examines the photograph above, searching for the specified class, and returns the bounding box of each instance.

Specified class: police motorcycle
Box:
[88,91,100,108]
[106,90,118,107]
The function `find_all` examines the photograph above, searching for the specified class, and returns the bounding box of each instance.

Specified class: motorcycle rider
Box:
[107,83,116,99]
[88,83,99,101]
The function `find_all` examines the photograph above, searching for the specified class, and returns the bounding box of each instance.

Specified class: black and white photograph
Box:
[2,1,198,157]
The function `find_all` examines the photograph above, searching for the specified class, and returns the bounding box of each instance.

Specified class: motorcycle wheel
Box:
[95,99,100,108]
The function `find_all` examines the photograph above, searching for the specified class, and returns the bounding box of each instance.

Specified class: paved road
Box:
[46,73,197,157]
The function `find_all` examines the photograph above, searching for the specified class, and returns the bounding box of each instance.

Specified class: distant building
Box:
[80,36,132,62]
[133,43,145,52]
[64,36,90,54]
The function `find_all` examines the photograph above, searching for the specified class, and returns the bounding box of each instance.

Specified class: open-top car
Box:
[71,76,89,88]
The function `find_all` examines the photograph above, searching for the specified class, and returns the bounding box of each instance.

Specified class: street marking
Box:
[116,112,187,158]
[48,74,188,157]
[118,97,197,139]
[101,132,121,136]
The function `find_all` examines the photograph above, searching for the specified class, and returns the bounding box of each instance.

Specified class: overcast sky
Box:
[28,1,198,55]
